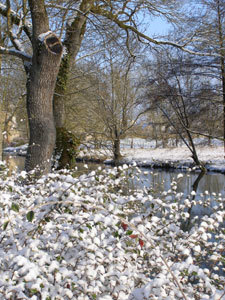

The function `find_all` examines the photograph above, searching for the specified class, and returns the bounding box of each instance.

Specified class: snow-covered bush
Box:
[0,165,224,300]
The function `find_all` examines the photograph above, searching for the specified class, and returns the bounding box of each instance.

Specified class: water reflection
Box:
[135,168,225,199]
[3,154,25,173]
[2,155,225,198]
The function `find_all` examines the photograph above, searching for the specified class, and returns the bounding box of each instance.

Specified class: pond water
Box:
[134,168,225,198]
[3,154,225,199]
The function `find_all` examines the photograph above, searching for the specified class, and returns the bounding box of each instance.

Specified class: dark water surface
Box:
[3,154,225,199]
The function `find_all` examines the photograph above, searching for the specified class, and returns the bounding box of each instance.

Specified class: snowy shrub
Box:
[0,165,224,300]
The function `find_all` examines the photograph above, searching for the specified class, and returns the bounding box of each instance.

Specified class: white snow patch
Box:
[38,31,52,42]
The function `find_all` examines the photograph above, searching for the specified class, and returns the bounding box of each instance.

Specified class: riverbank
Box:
[78,145,225,174]
[3,143,225,174]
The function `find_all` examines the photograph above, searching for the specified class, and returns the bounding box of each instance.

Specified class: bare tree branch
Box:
[91,5,222,58]
[75,49,106,63]
[0,45,32,61]
[6,0,25,52]
[184,128,224,141]
[0,2,32,40]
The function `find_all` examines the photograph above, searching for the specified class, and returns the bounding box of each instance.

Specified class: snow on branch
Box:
[0,166,224,299]
[38,31,63,56]
[0,3,32,40]
[9,31,26,52]
[0,46,32,62]
[38,31,52,42]
[5,1,27,53]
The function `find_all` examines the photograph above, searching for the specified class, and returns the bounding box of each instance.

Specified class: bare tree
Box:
[66,54,141,164]
[96,57,138,163]
[50,0,186,167]
[142,49,218,169]
[175,0,225,154]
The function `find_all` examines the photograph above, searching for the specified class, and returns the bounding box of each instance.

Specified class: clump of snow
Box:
[0,165,224,299]
[38,31,52,42]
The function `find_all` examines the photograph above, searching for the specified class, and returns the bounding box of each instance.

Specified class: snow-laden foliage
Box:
[0,165,224,300]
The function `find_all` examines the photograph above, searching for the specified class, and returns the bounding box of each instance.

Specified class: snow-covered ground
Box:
[121,146,225,172]
[3,141,225,173]
[80,144,225,173]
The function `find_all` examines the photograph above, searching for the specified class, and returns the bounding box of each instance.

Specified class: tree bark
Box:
[25,0,63,174]
[25,32,63,174]
[53,0,91,128]
[53,0,92,168]
[52,24,85,168]
[113,128,122,165]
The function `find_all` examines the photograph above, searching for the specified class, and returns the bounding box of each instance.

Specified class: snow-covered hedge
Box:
[0,165,224,300]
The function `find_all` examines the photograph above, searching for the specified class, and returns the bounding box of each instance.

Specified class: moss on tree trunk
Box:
[54,127,80,169]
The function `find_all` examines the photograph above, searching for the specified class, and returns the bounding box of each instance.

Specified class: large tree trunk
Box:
[53,45,82,169]
[25,1,62,174]
[25,33,62,174]
[25,32,63,174]
[53,55,70,129]
[53,0,93,168]
[53,0,91,127]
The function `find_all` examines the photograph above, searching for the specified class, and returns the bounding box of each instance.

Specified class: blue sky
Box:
[145,17,171,36]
